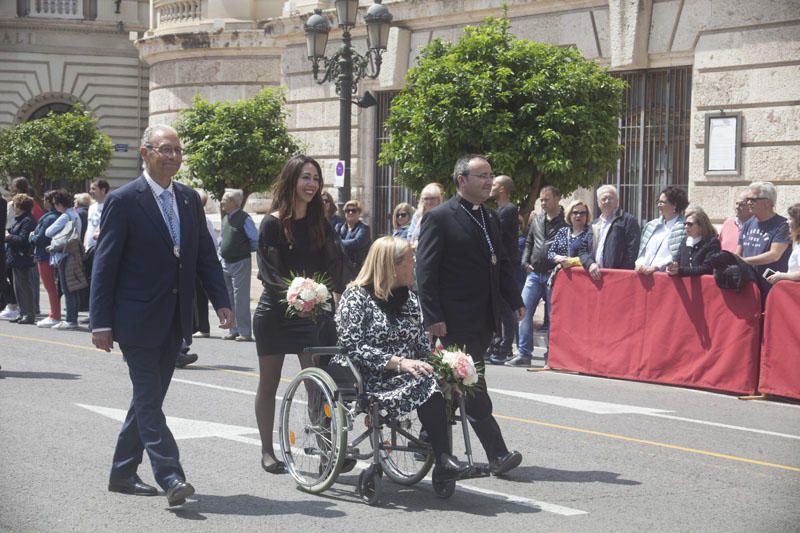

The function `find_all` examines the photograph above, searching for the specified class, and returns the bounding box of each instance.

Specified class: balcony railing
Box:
[154,0,202,29]
[27,0,83,19]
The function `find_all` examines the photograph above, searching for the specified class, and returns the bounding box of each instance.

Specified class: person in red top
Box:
[718,190,752,252]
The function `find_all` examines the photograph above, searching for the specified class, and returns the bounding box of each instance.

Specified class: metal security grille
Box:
[606,67,692,223]
[373,90,415,237]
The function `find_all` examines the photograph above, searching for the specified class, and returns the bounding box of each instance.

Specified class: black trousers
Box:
[416,392,450,459]
[439,329,509,461]
[193,278,210,334]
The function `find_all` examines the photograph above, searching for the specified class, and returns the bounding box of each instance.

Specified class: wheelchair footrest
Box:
[463,464,491,479]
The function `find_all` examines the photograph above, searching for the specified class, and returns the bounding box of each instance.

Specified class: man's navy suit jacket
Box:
[90,175,229,348]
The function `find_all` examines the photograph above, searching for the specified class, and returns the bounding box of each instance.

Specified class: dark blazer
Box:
[5,211,36,269]
[416,195,523,335]
[30,208,59,263]
[90,175,229,347]
[676,236,721,276]
[335,220,371,271]
[579,208,641,270]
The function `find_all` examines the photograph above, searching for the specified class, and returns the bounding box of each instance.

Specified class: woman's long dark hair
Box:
[269,155,327,249]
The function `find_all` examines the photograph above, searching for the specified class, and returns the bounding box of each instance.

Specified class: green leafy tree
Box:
[175,88,302,204]
[0,104,113,196]
[378,17,625,208]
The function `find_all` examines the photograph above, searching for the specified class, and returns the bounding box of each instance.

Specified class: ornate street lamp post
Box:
[304,0,393,207]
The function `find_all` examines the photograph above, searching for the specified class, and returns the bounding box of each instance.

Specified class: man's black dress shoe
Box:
[166,479,195,506]
[108,474,158,496]
[488,354,510,365]
[489,450,522,476]
[433,453,472,482]
[8,316,22,323]
[17,315,35,325]
[175,352,198,368]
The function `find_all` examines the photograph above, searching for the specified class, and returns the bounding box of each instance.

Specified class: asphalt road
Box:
[1,317,798,532]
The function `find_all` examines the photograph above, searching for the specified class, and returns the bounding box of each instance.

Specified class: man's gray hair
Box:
[596,184,618,200]
[748,181,777,205]
[140,124,178,149]
[223,188,244,208]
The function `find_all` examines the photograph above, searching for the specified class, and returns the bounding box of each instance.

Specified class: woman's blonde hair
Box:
[350,236,412,300]
[565,200,592,225]
[416,182,445,217]
[392,202,415,231]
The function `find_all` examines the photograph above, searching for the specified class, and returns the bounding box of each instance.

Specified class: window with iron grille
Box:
[605,67,692,223]
[373,90,416,237]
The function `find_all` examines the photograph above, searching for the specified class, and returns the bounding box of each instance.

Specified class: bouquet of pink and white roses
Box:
[428,340,482,394]
[281,273,332,322]
[428,341,483,420]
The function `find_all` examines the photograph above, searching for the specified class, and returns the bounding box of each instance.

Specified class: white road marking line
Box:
[647,413,800,440]
[172,378,800,441]
[489,388,672,415]
[490,387,800,440]
[452,482,587,516]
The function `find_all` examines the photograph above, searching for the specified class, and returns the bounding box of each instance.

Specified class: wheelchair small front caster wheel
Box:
[431,470,456,499]
[357,465,382,506]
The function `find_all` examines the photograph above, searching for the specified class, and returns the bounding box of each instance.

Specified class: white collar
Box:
[143,170,174,196]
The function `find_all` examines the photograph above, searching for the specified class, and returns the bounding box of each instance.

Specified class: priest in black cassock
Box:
[415,154,525,475]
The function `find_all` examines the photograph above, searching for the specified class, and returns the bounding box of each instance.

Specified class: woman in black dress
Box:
[253,155,350,473]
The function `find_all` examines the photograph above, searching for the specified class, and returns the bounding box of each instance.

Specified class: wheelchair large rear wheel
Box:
[279,367,347,494]
[377,409,434,485]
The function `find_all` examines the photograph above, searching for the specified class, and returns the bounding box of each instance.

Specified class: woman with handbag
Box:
[4,194,37,324]
[45,189,83,330]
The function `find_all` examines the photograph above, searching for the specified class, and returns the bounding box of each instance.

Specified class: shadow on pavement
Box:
[312,476,543,515]
[0,370,81,380]
[500,465,640,485]
[169,494,346,519]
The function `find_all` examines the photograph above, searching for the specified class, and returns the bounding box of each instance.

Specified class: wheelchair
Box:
[278,347,489,505]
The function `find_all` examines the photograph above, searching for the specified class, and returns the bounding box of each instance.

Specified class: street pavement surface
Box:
[1,315,798,532]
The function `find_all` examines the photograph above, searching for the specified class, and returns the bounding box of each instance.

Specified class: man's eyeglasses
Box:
[396,212,409,218]
[745,197,767,204]
[345,208,359,214]
[147,145,183,158]
[572,211,588,217]
[466,173,495,180]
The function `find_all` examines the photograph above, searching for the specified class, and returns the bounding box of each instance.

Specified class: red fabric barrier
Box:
[548,268,762,395]
[758,282,800,400]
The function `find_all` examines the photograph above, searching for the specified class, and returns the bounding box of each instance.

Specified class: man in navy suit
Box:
[416,154,525,476]
[90,125,233,507]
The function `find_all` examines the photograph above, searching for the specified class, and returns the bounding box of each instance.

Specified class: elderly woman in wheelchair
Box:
[278,237,472,503]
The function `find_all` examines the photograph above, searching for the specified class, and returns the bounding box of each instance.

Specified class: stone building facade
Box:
[0,0,150,187]
[2,0,798,229]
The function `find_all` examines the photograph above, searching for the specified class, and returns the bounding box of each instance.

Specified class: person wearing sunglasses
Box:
[320,190,344,231]
[666,207,721,277]
[391,202,415,239]
[335,199,372,271]
[737,181,792,294]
